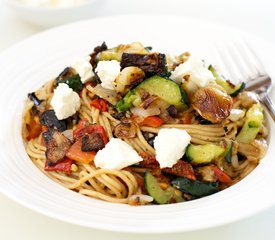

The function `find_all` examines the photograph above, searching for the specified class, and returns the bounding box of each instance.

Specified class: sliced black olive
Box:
[121,53,167,77]
[166,105,178,118]
[195,115,212,125]
[42,129,72,165]
[28,92,43,106]
[111,112,125,120]
[40,110,67,131]
[81,132,104,152]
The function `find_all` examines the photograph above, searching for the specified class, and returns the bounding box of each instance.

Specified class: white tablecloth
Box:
[1,0,275,239]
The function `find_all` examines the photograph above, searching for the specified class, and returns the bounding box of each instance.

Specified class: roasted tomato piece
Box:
[139,153,160,169]
[44,157,73,174]
[42,129,72,165]
[73,119,108,145]
[163,160,196,180]
[192,85,233,123]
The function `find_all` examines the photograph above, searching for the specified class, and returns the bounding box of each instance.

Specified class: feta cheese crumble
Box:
[170,56,215,93]
[228,109,245,122]
[50,83,81,120]
[94,138,143,170]
[95,60,121,90]
[71,56,94,84]
[154,128,191,168]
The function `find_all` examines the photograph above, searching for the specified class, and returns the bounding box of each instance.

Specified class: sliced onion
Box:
[131,106,160,118]
[62,129,73,142]
[91,84,120,105]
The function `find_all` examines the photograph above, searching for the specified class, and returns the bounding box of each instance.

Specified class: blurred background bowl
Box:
[3,0,102,28]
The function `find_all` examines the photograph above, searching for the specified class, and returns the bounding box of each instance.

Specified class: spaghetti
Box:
[22,42,268,205]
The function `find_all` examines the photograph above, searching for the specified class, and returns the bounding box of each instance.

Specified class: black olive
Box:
[167,105,178,118]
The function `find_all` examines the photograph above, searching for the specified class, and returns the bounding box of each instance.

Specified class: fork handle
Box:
[261,94,275,121]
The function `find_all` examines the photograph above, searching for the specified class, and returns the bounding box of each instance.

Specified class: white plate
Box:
[0,15,275,233]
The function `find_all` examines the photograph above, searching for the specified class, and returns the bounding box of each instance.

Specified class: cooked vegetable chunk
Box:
[113,119,137,139]
[28,92,43,106]
[145,172,183,204]
[209,65,245,96]
[172,177,219,197]
[97,42,149,61]
[43,129,72,165]
[57,74,84,92]
[81,132,105,152]
[236,103,264,143]
[192,84,233,123]
[186,143,225,165]
[116,75,188,112]
[121,53,167,77]
[40,110,67,131]
[114,67,145,95]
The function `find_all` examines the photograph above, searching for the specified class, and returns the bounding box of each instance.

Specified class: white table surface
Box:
[1,0,275,239]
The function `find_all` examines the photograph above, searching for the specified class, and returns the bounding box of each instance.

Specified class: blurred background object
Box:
[3,0,102,28]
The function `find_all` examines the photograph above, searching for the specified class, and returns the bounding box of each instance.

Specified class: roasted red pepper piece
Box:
[90,98,108,112]
[210,165,232,184]
[66,139,96,164]
[140,116,164,128]
[44,157,73,174]
[139,153,196,180]
[68,119,108,163]
[163,160,196,180]
[73,121,108,145]
[26,117,42,141]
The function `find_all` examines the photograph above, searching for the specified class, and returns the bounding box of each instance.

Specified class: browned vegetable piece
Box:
[114,67,145,95]
[140,95,158,109]
[238,91,259,109]
[166,105,178,118]
[43,129,72,166]
[89,42,108,68]
[56,67,77,82]
[40,110,67,132]
[81,132,105,152]
[162,160,196,180]
[113,119,137,138]
[121,53,167,76]
[28,92,43,106]
[192,85,233,124]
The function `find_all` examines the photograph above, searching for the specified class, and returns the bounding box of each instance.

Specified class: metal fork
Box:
[215,40,275,121]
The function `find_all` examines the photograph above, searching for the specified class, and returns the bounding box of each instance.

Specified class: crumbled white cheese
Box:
[71,56,94,84]
[170,56,215,92]
[20,0,86,8]
[228,109,245,122]
[154,128,191,168]
[95,60,121,90]
[50,83,81,120]
[94,138,143,170]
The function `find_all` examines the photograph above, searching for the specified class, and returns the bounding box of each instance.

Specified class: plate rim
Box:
[0,14,275,233]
